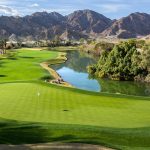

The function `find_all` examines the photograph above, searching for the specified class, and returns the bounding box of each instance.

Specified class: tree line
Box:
[88,40,150,83]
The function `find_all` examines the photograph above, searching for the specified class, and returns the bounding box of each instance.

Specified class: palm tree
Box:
[0,40,4,55]
[0,39,8,55]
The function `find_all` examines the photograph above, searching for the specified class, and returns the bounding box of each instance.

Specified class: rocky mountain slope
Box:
[66,9,112,35]
[0,10,150,40]
[101,12,150,38]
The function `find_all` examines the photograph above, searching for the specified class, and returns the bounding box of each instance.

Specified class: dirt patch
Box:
[0,143,114,150]
[23,48,45,51]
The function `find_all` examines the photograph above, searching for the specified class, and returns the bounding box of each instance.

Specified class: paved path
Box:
[0,143,114,150]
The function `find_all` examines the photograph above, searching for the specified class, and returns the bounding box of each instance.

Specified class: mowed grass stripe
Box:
[0,82,150,128]
[0,49,58,82]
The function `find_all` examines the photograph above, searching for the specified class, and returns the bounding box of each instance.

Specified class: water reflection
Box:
[98,78,150,96]
[52,51,150,96]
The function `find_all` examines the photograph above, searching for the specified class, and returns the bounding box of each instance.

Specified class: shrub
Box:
[88,40,149,82]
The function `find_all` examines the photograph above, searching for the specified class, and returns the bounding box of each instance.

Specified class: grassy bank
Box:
[41,52,73,87]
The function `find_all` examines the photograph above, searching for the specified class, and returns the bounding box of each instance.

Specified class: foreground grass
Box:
[0,82,150,149]
[0,48,150,149]
[0,118,150,150]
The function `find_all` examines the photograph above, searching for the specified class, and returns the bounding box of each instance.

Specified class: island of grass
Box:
[0,47,150,150]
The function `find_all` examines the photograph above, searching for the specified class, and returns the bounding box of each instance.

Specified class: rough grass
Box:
[0,48,150,149]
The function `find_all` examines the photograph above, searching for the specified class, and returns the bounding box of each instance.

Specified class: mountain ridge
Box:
[0,10,150,40]
[101,12,150,38]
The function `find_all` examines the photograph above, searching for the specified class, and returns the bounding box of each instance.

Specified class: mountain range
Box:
[0,9,150,40]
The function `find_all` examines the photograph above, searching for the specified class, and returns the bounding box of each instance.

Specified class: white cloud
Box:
[100,4,129,13]
[0,5,19,16]
[30,3,39,7]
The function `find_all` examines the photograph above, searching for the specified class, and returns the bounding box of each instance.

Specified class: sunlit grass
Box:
[0,48,150,149]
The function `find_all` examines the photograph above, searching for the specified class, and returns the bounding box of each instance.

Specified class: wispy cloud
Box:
[29,3,39,7]
[99,4,129,13]
[0,0,149,19]
[0,5,19,16]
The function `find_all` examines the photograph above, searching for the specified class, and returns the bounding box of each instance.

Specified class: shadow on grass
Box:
[19,56,36,59]
[7,57,18,60]
[0,61,7,67]
[0,119,51,144]
[0,75,7,78]
[40,75,53,81]
[0,118,150,149]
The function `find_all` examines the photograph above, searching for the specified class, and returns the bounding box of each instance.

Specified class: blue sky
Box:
[0,0,149,19]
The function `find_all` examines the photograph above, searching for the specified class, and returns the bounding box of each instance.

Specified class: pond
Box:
[52,51,150,97]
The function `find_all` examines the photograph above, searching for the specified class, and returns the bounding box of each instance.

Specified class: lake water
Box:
[52,51,150,97]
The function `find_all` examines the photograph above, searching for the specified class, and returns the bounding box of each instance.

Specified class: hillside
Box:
[0,10,150,39]
[102,12,150,38]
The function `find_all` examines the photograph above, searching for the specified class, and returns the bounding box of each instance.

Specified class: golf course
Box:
[0,48,150,150]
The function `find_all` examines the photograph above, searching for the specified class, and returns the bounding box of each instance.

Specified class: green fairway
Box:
[0,48,150,150]
[0,49,58,82]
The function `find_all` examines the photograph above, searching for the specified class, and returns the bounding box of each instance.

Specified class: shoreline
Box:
[40,52,73,88]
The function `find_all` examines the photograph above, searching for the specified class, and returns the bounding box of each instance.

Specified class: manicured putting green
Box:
[0,82,150,128]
